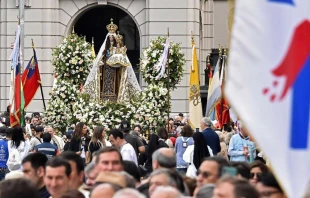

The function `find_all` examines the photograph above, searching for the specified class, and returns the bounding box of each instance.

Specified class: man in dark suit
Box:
[201,117,221,155]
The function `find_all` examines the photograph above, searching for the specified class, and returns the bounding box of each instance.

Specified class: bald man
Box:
[151,186,182,198]
[90,183,118,198]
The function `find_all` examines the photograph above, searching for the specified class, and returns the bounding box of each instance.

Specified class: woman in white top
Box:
[7,126,30,171]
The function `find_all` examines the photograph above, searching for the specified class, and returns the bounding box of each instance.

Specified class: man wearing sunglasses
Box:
[256,173,287,198]
[195,156,229,194]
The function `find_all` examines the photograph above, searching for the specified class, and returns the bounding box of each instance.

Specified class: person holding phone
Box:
[69,122,90,165]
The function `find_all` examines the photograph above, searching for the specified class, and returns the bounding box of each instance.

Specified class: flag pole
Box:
[19,0,25,126]
[19,0,24,73]
[222,47,228,130]
[167,28,170,120]
[219,45,223,129]
[39,82,46,111]
[32,39,46,111]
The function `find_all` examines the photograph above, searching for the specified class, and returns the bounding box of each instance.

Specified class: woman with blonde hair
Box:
[88,126,111,156]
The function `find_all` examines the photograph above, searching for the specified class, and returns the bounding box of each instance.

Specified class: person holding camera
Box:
[68,122,90,165]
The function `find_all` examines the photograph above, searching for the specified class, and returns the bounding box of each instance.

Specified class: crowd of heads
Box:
[0,109,306,198]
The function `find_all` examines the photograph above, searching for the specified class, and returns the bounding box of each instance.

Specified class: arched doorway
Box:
[74,5,140,82]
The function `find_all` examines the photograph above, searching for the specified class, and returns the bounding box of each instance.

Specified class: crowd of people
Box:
[0,110,298,198]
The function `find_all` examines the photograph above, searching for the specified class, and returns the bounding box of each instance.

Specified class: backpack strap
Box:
[181,137,191,143]
[35,137,42,143]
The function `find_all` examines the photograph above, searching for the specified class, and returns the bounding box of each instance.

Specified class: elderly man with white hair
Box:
[228,120,256,162]
[45,126,65,152]
[201,117,221,155]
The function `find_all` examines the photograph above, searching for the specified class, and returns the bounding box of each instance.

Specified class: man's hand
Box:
[243,150,249,156]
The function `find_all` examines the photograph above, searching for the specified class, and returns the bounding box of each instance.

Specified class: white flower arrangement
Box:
[140,36,186,90]
[44,98,73,133]
[132,82,169,133]
[52,33,94,86]
[44,81,80,132]
[73,97,136,133]
[46,35,184,135]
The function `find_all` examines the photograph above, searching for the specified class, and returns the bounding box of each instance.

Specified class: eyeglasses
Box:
[259,191,281,197]
[197,170,211,178]
[250,172,262,179]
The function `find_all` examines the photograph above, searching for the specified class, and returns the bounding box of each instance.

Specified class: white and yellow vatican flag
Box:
[188,38,202,129]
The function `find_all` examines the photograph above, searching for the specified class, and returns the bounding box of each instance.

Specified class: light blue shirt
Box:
[228,133,256,163]
[175,136,194,168]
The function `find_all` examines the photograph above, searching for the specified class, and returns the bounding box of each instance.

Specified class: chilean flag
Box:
[10,63,22,127]
[226,0,310,197]
[22,48,41,109]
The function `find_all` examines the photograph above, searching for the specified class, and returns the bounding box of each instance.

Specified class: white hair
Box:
[201,117,212,126]
[112,188,146,198]
[151,186,183,198]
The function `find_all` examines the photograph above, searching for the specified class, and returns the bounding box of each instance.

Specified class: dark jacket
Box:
[202,127,221,155]
[69,136,90,153]
[35,142,58,159]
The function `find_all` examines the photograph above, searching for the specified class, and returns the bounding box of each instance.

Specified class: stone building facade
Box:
[0,0,230,114]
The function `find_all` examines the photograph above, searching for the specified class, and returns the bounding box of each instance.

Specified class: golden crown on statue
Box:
[116,31,123,43]
[106,18,118,34]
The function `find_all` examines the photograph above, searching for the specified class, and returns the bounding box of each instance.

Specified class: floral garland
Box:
[49,81,79,108]
[52,33,93,86]
[73,97,136,133]
[140,36,186,90]
[44,98,73,133]
[44,81,80,132]
[133,83,168,132]
[45,33,93,132]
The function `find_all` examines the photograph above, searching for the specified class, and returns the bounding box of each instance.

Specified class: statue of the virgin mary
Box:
[83,19,141,103]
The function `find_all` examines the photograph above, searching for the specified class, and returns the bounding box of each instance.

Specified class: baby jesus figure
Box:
[106,32,130,68]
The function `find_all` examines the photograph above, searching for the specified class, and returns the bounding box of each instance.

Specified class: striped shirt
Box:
[35,142,59,159]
